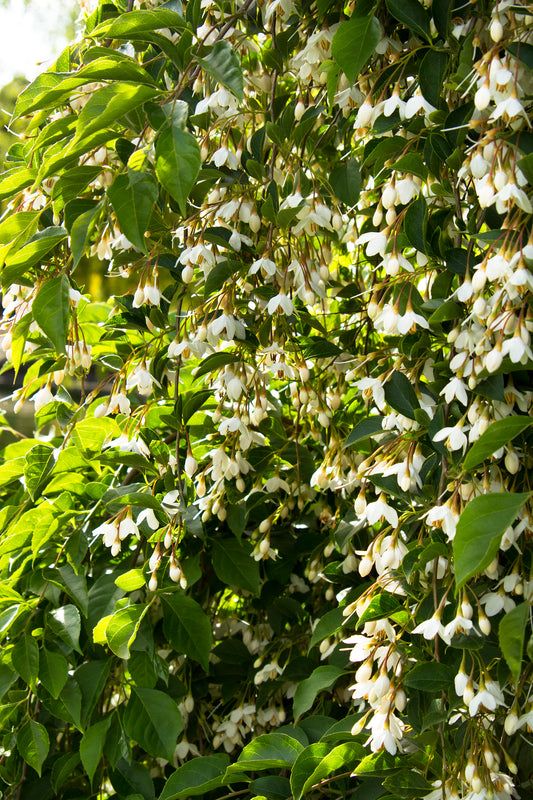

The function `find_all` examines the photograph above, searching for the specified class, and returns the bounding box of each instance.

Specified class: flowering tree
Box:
[0,0,532,798]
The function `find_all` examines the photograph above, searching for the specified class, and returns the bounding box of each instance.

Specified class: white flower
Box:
[267,291,294,315]
[440,377,468,406]
[412,611,445,641]
[137,508,160,530]
[468,679,505,716]
[364,494,398,528]
[432,423,468,451]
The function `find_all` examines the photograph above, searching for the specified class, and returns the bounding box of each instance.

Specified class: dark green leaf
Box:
[123,687,182,761]
[230,733,304,773]
[212,539,260,595]
[17,720,49,776]
[160,754,230,800]
[404,193,427,253]
[453,492,531,590]
[385,0,431,39]
[47,604,82,653]
[499,602,528,685]
[309,608,346,650]
[12,635,40,689]
[80,717,112,783]
[384,371,420,419]
[196,41,243,100]
[420,50,448,107]
[293,666,344,721]
[108,170,158,252]
[39,649,68,699]
[463,416,533,471]
[155,126,201,216]
[344,416,384,448]
[383,770,432,798]
[331,15,381,85]
[162,593,213,671]
[70,203,102,267]
[292,742,365,800]
[403,662,454,692]
[329,158,361,207]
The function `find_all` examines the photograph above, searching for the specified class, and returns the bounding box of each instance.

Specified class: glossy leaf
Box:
[160,754,230,800]
[12,635,40,689]
[454,493,531,590]
[231,733,304,772]
[108,170,159,252]
[104,603,149,659]
[212,539,260,595]
[331,15,381,85]
[23,444,55,500]
[155,125,201,216]
[32,275,70,354]
[385,0,431,39]
[463,416,533,471]
[293,666,344,721]
[291,741,365,800]
[196,41,243,100]
[39,649,69,699]
[74,83,159,142]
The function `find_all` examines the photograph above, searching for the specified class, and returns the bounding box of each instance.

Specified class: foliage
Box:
[0,0,532,799]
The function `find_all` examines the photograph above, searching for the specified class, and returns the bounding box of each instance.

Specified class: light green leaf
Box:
[12,635,40,689]
[196,41,243,101]
[32,275,70,354]
[105,603,149,659]
[453,492,531,590]
[115,569,146,591]
[160,754,230,800]
[39,649,69,699]
[331,15,381,85]
[4,227,68,276]
[71,417,118,455]
[17,720,49,776]
[291,742,365,800]
[23,444,55,500]
[230,733,304,773]
[80,717,112,783]
[95,8,186,38]
[463,416,533,471]
[74,83,159,142]
[293,666,344,721]
[0,167,37,202]
[123,687,182,761]
[108,170,158,252]
[212,539,260,595]
[162,593,212,672]
[70,203,102,267]
[499,603,529,685]
[155,126,201,216]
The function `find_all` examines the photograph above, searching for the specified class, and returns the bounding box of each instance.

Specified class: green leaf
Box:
[47,604,82,653]
[462,416,533,471]
[518,153,533,185]
[123,687,183,761]
[32,275,70,354]
[17,720,49,776]
[73,83,159,142]
[95,8,186,38]
[383,770,433,798]
[309,607,346,650]
[404,193,427,253]
[80,717,112,783]
[160,754,230,800]
[230,733,304,773]
[357,593,403,627]
[4,226,68,276]
[155,125,201,216]
[57,563,89,617]
[108,170,158,252]
[104,603,149,659]
[329,158,361,207]
[384,371,420,420]
[39,649,69,699]
[51,752,81,793]
[420,49,448,107]
[212,539,260,595]
[23,444,55,500]
[331,15,381,85]
[71,417,118,455]
[162,593,213,672]
[453,492,531,590]
[385,0,431,39]
[291,742,365,800]
[194,351,240,378]
[196,40,243,100]
[70,203,102,267]
[0,664,17,701]
[403,662,454,692]
[42,677,83,730]
[115,569,146,591]
[293,666,344,721]
[51,166,102,211]
[344,416,384,448]
[12,635,40,689]
[499,602,528,685]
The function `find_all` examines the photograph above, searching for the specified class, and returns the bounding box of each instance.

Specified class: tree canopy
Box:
[0,0,532,799]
